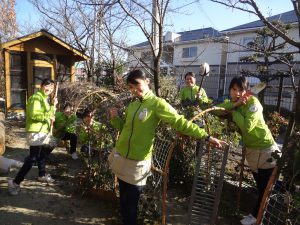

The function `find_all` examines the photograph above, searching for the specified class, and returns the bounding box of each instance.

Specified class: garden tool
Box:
[43,81,59,148]
[196,62,210,101]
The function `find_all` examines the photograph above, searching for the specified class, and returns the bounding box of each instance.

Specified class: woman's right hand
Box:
[234,92,251,107]
[207,136,228,149]
[108,107,118,119]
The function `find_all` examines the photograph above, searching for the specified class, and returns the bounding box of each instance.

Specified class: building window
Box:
[182,47,197,58]
[243,36,267,48]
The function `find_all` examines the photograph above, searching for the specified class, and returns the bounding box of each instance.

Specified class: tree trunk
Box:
[153,58,161,96]
[112,59,116,86]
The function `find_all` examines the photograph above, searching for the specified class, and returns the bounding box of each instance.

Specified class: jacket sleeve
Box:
[232,99,262,133]
[27,96,54,122]
[199,88,210,104]
[79,126,88,144]
[217,99,235,110]
[110,108,127,131]
[155,98,208,139]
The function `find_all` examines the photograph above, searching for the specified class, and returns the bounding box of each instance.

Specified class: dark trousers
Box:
[252,168,274,217]
[14,145,52,185]
[118,178,145,225]
[61,132,77,154]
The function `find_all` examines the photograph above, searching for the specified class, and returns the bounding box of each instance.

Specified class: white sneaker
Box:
[240,214,256,225]
[71,152,78,160]
[7,179,20,196]
[37,174,55,183]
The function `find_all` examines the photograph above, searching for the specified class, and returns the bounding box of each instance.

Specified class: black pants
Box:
[118,178,145,225]
[61,132,77,154]
[252,168,274,217]
[14,145,52,185]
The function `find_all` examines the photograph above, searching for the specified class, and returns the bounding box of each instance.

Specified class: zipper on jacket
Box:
[126,101,143,158]
[190,87,193,100]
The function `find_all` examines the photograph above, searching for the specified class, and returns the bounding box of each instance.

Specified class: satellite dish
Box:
[199,62,210,77]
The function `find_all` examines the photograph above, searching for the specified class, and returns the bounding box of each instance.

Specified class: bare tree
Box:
[0,0,18,98]
[29,0,128,82]
[210,0,300,122]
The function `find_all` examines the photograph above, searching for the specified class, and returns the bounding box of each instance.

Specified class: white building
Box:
[128,10,299,109]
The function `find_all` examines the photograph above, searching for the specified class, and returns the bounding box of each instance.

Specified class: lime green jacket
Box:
[218,96,275,149]
[54,112,77,135]
[111,91,208,161]
[26,90,55,134]
[179,85,209,104]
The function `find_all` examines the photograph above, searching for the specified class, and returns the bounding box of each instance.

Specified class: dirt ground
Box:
[0,119,192,225]
[0,119,252,225]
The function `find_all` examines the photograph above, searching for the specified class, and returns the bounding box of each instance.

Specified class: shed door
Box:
[32,66,52,94]
[9,52,27,109]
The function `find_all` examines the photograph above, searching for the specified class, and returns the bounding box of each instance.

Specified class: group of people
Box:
[7,69,279,225]
[7,78,106,195]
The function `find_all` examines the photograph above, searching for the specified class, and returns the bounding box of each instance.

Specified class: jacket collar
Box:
[36,90,48,99]
[138,90,154,102]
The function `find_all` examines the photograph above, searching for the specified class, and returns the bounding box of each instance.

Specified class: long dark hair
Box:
[41,78,55,87]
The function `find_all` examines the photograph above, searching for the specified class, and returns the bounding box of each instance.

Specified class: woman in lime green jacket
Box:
[108,70,227,225]
[179,71,209,106]
[54,103,78,159]
[8,78,57,196]
[218,76,280,225]
[78,108,112,154]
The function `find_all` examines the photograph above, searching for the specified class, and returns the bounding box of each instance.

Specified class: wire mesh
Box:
[138,123,178,224]
[261,181,300,225]
[188,141,229,225]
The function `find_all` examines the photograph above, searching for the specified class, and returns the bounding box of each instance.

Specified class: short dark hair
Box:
[184,72,196,79]
[82,108,95,118]
[229,76,249,91]
[126,70,146,85]
[64,102,73,109]
[41,78,55,87]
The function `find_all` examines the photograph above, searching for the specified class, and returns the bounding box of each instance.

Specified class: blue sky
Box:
[15,0,294,44]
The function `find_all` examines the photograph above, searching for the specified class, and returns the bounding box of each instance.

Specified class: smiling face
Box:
[83,113,94,126]
[128,78,150,98]
[230,84,247,102]
[64,105,73,117]
[41,83,54,96]
[185,75,196,87]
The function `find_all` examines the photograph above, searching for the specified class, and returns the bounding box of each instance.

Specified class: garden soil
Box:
[0,119,251,225]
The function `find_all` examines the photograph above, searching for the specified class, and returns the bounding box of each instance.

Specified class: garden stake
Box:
[43,81,59,147]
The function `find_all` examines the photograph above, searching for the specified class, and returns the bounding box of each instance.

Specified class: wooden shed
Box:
[1,29,89,112]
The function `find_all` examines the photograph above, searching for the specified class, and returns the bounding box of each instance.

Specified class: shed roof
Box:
[2,29,89,61]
